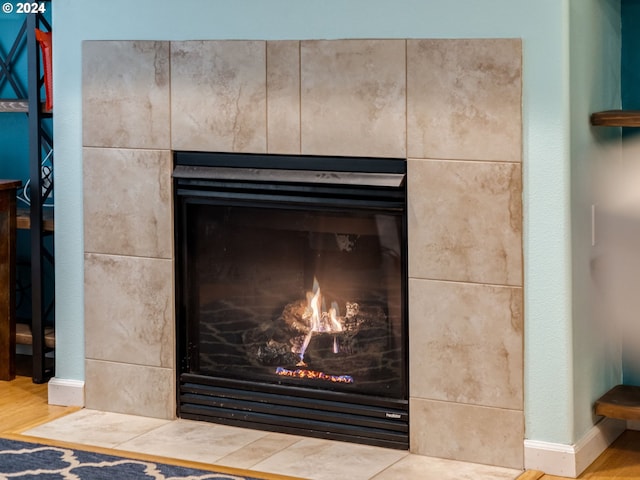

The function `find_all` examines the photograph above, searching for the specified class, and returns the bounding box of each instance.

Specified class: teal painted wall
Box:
[0,14,30,202]
[51,0,617,446]
[0,11,52,319]
[0,10,51,181]
[0,14,30,318]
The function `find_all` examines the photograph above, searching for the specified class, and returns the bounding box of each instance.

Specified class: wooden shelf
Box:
[16,207,54,232]
[16,322,55,349]
[595,385,640,420]
[0,99,29,113]
[591,110,640,127]
[0,99,51,115]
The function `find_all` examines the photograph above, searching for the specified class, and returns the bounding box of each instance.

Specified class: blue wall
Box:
[0,9,52,179]
[0,13,36,318]
[0,13,30,182]
[0,9,54,320]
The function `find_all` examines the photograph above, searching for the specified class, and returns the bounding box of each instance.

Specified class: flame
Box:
[275,367,354,384]
[298,277,345,364]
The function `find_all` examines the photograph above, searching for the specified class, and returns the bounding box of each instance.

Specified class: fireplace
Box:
[174,151,408,449]
[82,38,524,468]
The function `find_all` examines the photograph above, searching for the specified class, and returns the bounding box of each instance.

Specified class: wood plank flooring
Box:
[0,371,78,435]
[3,371,640,480]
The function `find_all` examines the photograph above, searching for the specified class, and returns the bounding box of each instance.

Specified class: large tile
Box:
[84,253,174,368]
[407,39,522,162]
[82,41,170,149]
[301,39,406,158]
[267,41,301,154]
[171,40,267,152]
[117,419,270,464]
[410,398,524,470]
[23,409,170,448]
[83,147,172,259]
[85,360,175,419]
[371,453,521,480]
[252,437,408,480]
[216,432,301,469]
[409,279,523,410]
[408,159,522,285]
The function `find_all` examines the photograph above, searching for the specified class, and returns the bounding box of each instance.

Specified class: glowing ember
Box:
[275,367,354,384]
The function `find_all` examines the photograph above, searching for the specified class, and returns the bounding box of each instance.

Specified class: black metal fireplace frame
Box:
[173,151,409,450]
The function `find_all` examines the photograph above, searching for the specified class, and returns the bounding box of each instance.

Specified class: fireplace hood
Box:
[173,151,406,206]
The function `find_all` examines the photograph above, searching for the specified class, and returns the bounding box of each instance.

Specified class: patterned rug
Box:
[0,437,290,480]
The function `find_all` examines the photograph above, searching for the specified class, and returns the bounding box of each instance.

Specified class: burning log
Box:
[281,300,311,334]
[243,323,300,366]
[246,300,386,367]
[242,276,390,384]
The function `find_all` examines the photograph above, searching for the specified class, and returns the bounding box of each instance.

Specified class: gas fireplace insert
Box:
[174,152,408,449]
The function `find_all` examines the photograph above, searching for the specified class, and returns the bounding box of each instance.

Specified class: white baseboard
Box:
[524,417,626,478]
[47,377,85,407]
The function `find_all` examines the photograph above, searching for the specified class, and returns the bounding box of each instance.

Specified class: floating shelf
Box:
[590,110,640,127]
[595,385,640,420]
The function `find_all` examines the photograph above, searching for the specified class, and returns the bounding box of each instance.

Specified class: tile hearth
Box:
[81,38,524,468]
[23,409,522,480]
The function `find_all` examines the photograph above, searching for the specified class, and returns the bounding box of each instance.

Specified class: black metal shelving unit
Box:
[0,2,54,383]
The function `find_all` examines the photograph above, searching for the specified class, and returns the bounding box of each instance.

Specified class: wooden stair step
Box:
[595,385,640,421]
[15,322,55,349]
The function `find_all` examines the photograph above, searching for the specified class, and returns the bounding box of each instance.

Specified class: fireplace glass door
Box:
[175,152,408,449]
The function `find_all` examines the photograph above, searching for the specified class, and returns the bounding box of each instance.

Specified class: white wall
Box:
[52,0,582,445]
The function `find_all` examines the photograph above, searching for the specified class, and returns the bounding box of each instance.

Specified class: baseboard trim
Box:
[47,378,85,407]
[524,417,626,478]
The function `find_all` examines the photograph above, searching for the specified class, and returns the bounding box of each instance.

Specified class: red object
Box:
[35,29,53,112]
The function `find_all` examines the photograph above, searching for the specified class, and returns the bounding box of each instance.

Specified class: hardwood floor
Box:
[0,367,78,435]
[3,370,640,480]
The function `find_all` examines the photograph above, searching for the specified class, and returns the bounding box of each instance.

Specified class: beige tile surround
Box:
[82,38,523,469]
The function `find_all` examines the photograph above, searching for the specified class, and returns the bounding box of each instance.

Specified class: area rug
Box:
[0,436,296,480]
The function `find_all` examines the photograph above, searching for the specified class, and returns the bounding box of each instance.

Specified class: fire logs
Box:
[243,298,389,373]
